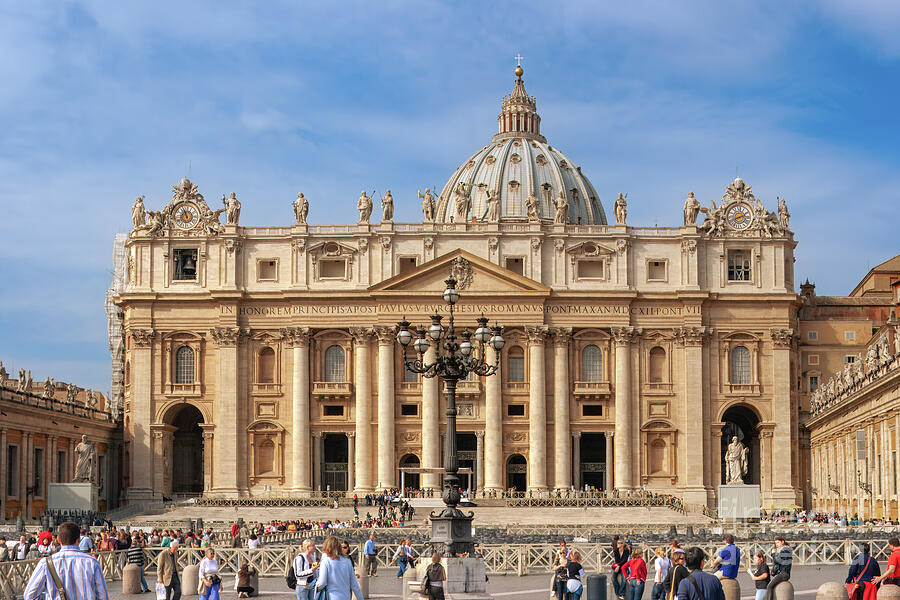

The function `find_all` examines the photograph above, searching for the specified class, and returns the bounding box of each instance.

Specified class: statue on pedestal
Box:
[381,190,394,222]
[223,192,241,226]
[357,191,373,224]
[293,192,309,224]
[74,435,97,484]
[614,193,628,225]
[485,188,500,222]
[131,196,146,229]
[724,436,749,484]
[418,189,435,222]
[683,192,701,226]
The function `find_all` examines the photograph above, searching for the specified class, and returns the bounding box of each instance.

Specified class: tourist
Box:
[248,534,260,549]
[364,533,378,577]
[0,537,9,562]
[23,521,109,600]
[157,539,181,600]
[749,551,770,600]
[198,548,221,600]
[650,547,671,600]
[340,540,358,576]
[710,534,740,581]
[315,536,364,600]
[127,532,151,593]
[873,537,900,586]
[161,531,172,548]
[235,564,257,598]
[845,542,880,600]
[675,548,724,600]
[623,547,647,600]
[611,537,631,599]
[556,541,571,564]
[423,552,446,600]
[393,538,414,578]
[293,539,319,600]
[565,550,586,600]
[764,538,792,600]
[663,548,688,600]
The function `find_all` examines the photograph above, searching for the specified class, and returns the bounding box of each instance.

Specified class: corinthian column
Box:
[552,328,572,491]
[375,326,396,490]
[475,431,485,492]
[351,328,374,493]
[612,327,638,491]
[526,325,549,492]
[483,345,503,492]
[211,326,242,495]
[770,328,797,504]
[285,327,311,493]
[421,346,441,491]
[127,328,155,500]
[676,326,708,504]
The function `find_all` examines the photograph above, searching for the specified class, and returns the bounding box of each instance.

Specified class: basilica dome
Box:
[435,67,607,225]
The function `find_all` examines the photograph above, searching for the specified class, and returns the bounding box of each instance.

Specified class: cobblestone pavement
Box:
[104,566,850,600]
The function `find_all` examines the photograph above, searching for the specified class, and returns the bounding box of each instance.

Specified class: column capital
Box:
[210,326,244,347]
[349,327,374,344]
[312,431,323,439]
[128,328,155,348]
[550,327,572,346]
[281,326,311,348]
[525,325,549,344]
[474,431,485,440]
[611,326,641,346]
[347,431,356,439]
[673,326,709,347]
[374,326,396,345]
[770,327,796,348]
[572,431,582,440]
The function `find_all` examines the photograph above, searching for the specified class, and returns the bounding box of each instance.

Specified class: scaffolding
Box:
[105,233,128,420]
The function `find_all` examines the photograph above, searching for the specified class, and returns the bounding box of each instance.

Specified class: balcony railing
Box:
[573,381,611,397]
[312,381,353,398]
[444,380,482,396]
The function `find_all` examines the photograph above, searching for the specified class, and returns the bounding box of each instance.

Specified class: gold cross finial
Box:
[514,53,524,67]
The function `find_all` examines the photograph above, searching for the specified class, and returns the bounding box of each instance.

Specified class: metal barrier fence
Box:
[0,539,895,598]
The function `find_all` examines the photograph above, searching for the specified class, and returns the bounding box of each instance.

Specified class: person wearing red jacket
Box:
[623,547,648,600]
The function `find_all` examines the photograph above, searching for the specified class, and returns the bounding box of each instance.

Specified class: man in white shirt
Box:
[651,547,672,600]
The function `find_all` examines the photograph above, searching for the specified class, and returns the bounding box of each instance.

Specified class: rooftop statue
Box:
[358,190,373,224]
[293,192,309,225]
[552,191,569,224]
[614,193,627,225]
[223,192,241,226]
[381,190,394,222]
[418,188,435,222]
[683,191,700,226]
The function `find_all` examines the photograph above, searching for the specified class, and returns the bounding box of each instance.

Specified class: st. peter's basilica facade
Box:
[113,66,801,508]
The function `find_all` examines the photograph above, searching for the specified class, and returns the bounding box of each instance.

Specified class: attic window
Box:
[647,260,667,282]
[258,260,277,281]
[505,257,524,275]
[577,260,604,279]
[173,249,198,281]
[319,259,346,279]
[398,257,417,274]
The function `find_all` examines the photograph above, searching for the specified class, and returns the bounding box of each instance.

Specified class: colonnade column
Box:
[552,328,572,491]
[678,326,707,504]
[572,433,581,490]
[612,327,637,491]
[200,425,214,494]
[347,433,356,494]
[526,325,549,492]
[770,329,796,504]
[287,327,311,493]
[127,328,155,500]
[475,431,485,493]
[351,328,374,493]
[48,436,57,485]
[605,433,614,491]
[375,327,396,491]
[421,346,441,491]
[483,345,503,492]
[24,433,33,519]
[68,438,75,482]
[211,326,241,495]
[0,428,6,520]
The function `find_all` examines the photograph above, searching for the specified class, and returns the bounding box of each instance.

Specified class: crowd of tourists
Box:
[760,510,900,527]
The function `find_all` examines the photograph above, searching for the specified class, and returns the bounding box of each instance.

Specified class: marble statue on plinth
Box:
[724,436,749,484]
[74,435,97,484]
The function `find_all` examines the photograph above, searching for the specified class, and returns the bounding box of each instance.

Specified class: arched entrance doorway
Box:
[399,454,420,491]
[721,405,761,485]
[506,454,527,492]
[170,405,204,495]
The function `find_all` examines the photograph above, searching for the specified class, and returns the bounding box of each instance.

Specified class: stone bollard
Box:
[721,578,740,600]
[181,564,200,598]
[879,584,900,599]
[816,582,849,600]
[774,581,795,600]
[403,566,418,600]
[247,569,260,598]
[360,567,370,598]
[122,564,144,595]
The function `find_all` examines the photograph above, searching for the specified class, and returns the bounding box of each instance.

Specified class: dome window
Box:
[508,180,520,191]
[535,154,547,166]
[559,160,568,170]
[509,153,521,164]
[485,156,496,166]
[465,160,475,169]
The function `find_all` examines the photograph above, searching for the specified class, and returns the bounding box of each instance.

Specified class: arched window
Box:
[508,347,525,382]
[649,347,666,383]
[403,363,418,384]
[175,346,194,384]
[257,439,275,474]
[258,347,275,383]
[730,345,751,384]
[581,345,603,382]
[325,345,346,382]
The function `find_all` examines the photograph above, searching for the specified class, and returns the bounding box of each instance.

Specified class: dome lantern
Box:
[494,65,545,143]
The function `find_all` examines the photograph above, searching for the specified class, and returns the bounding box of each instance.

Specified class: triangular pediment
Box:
[370,249,550,297]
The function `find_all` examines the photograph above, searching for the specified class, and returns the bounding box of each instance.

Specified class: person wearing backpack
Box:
[292,539,320,600]
[674,547,724,600]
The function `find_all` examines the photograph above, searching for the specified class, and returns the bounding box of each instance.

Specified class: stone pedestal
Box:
[48,482,98,512]
[816,582,848,600]
[181,564,200,598]
[878,584,900,599]
[247,570,259,598]
[122,564,143,595]
[717,484,761,520]
[721,578,740,600]
[774,581,794,600]
[439,557,491,600]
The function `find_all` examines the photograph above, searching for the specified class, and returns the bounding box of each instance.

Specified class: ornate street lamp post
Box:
[396,277,505,556]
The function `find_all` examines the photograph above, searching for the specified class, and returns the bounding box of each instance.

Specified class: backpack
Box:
[286,566,297,590]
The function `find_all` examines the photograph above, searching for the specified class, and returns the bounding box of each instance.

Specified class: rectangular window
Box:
[398,257,417,274]
[845,331,856,342]
[323,405,344,417]
[319,259,346,279]
[505,257,524,276]
[845,355,856,364]
[582,404,603,417]
[809,376,818,392]
[577,260,604,279]
[807,331,818,341]
[401,404,418,416]
[508,356,525,382]
[7,445,17,497]
[258,259,277,281]
[647,260,666,282]
[808,354,819,365]
[34,448,43,494]
[727,250,752,281]
[57,451,66,483]
[172,249,198,281]
[507,404,525,416]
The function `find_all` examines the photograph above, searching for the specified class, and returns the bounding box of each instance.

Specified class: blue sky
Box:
[1,1,899,391]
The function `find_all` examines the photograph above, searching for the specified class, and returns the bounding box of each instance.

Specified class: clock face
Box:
[173,202,200,230]
[726,203,753,230]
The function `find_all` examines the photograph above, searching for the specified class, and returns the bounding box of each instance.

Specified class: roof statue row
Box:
[0,360,109,413]
[128,175,791,238]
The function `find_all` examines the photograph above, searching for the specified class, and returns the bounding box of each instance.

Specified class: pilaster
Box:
[483,345,503,492]
[551,327,572,490]
[421,346,441,491]
[612,326,640,490]
[126,328,156,501]
[375,326,396,490]
[351,327,375,493]
[525,325,549,491]
[211,326,242,495]
[770,328,798,505]
[284,327,312,493]
[675,325,709,504]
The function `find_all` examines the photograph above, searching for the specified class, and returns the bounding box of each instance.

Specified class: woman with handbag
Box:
[198,547,222,600]
[845,543,880,600]
[315,536,365,600]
